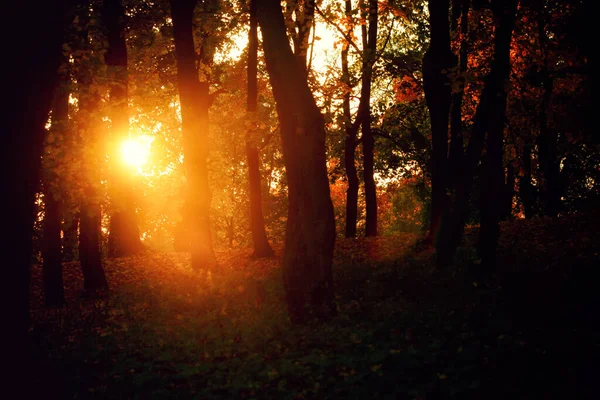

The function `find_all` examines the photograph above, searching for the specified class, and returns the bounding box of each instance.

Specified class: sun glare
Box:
[121,137,151,168]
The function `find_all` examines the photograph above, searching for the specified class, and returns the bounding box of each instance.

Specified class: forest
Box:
[4,0,597,398]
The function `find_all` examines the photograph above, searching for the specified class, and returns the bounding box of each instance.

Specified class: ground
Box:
[28,212,599,399]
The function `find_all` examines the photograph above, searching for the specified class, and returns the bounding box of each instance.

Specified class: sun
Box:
[121,137,150,168]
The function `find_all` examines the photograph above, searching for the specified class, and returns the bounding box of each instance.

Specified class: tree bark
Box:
[3,2,65,390]
[294,0,315,76]
[75,8,109,294]
[42,189,65,307]
[103,0,144,257]
[437,0,518,267]
[170,0,216,270]
[499,163,515,221]
[42,81,70,307]
[246,0,274,257]
[257,0,336,323]
[43,189,65,306]
[422,0,454,244]
[62,210,79,261]
[536,8,560,217]
[448,0,470,185]
[246,144,275,257]
[79,200,109,293]
[476,1,518,266]
[342,0,359,238]
[519,143,536,218]
[361,0,378,237]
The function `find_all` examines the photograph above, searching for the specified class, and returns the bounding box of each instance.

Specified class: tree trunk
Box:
[422,0,454,244]
[246,0,274,257]
[246,143,275,257]
[292,0,315,76]
[343,128,359,238]
[75,8,109,294]
[437,0,518,268]
[361,0,378,237]
[42,80,70,307]
[79,200,109,293]
[342,0,358,238]
[448,0,470,185]
[476,1,518,266]
[43,189,64,306]
[3,1,65,392]
[103,0,143,257]
[536,10,560,217]
[63,210,79,261]
[499,163,515,221]
[170,0,216,270]
[257,0,336,323]
[519,143,536,218]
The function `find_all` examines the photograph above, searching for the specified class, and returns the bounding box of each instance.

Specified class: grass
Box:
[28,212,599,399]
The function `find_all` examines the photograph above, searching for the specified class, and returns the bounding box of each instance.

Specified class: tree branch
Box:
[315,4,363,57]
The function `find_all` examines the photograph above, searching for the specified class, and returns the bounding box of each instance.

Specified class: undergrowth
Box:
[28,213,599,399]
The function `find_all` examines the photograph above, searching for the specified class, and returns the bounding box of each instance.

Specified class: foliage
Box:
[29,212,599,398]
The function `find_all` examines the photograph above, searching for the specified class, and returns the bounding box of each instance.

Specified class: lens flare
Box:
[121,138,150,168]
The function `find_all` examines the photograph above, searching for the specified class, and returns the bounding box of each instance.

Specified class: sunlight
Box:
[121,136,152,168]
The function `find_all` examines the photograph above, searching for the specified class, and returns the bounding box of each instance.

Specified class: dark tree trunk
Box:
[246,0,274,258]
[476,1,518,266]
[257,0,336,323]
[519,143,536,218]
[170,0,216,270]
[422,0,454,244]
[361,0,378,237]
[537,129,560,217]
[109,206,142,257]
[448,0,469,184]
[63,210,80,261]
[42,81,70,307]
[436,0,518,268]
[343,125,359,238]
[42,189,65,306]
[291,0,315,76]
[499,163,515,221]
[536,10,560,217]
[3,1,65,392]
[79,201,109,293]
[103,0,143,257]
[342,0,358,238]
[75,8,109,294]
[246,143,275,257]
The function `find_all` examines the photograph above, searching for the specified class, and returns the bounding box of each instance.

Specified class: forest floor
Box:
[28,213,599,399]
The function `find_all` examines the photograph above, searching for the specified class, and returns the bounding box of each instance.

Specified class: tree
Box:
[319,0,380,237]
[41,78,70,307]
[360,0,379,237]
[246,0,274,257]
[3,0,66,391]
[436,0,519,267]
[341,0,360,238]
[62,211,79,261]
[476,0,519,265]
[170,0,216,270]
[74,5,110,294]
[422,0,455,244]
[103,0,145,257]
[257,0,336,323]
[284,0,316,77]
